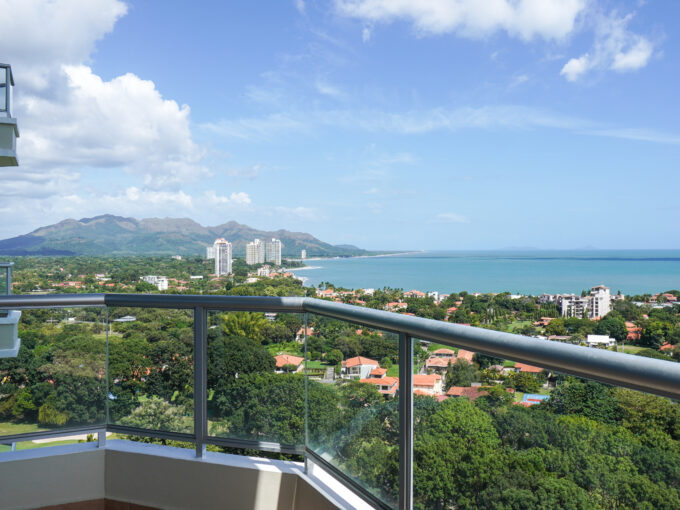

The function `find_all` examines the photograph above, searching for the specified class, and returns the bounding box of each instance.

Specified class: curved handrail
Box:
[0,293,678,399]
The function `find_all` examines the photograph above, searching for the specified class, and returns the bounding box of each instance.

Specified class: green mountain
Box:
[0,215,367,257]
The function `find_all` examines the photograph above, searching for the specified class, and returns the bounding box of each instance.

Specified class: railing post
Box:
[303,312,309,475]
[399,333,413,510]
[97,429,107,448]
[194,306,207,458]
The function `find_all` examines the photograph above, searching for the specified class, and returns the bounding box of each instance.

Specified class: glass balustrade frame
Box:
[1,293,679,510]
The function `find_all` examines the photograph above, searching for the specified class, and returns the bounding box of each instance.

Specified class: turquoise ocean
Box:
[289,250,680,295]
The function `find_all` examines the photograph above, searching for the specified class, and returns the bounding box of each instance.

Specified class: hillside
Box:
[0,215,367,257]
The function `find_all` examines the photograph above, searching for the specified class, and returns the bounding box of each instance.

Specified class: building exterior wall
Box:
[246,239,265,265]
[265,239,282,266]
[214,239,233,276]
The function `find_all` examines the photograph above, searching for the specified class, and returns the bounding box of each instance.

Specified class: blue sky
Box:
[1,0,678,250]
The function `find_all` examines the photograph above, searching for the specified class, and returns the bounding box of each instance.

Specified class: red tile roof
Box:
[370,368,387,377]
[359,377,399,395]
[446,386,488,401]
[426,357,451,368]
[413,374,441,387]
[274,354,304,368]
[456,349,474,362]
[342,356,379,368]
[433,348,456,355]
[514,363,543,373]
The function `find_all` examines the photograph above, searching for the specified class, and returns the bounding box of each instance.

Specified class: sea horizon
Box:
[290,249,680,295]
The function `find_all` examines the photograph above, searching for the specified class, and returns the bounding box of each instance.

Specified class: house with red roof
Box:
[274,354,304,373]
[384,302,408,311]
[651,293,678,303]
[625,321,641,341]
[432,348,456,358]
[456,349,474,362]
[315,288,337,299]
[360,376,399,397]
[413,374,443,395]
[446,386,489,401]
[370,367,387,378]
[425,356,451,376]
[512,363,543,374]
[341,356,380,379]
[404,290,426,298]
[295,326,314,342]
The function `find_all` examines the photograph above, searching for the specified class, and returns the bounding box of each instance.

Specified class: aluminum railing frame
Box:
[1,293,679,510]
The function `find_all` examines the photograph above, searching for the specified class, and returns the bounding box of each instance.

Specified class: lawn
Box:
[306,360,329,370]
[266,341,303,357]
[0,422,47,437]
[507,320,532,333]
[385,364,420,377]
[623,345,646,354]
[0,438,84,453]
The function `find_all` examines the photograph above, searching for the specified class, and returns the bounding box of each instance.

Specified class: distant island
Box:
[0,214,373,258]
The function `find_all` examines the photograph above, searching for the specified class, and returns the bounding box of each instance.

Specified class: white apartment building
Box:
[141,275,168,291]
[246,239,266,265]
[560,294,588,318]
[589,285,611,318]
[559,285,611,319]
[265,238,282,266]
[257,265,271,277]
[301,249,307,259]
[206,246,215,260]
[213,238,233,276]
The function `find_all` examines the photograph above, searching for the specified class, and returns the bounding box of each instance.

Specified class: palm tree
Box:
[221,312,269,341]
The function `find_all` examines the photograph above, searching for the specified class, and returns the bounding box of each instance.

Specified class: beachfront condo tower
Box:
[246,239,266,265]
[213,238,233,276]
[265,238,282,265]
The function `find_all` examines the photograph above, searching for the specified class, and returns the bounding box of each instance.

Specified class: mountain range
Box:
[0,215,366,257]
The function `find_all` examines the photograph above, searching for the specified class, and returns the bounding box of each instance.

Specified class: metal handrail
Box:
[1,292,679,510]
[1,293,679,399]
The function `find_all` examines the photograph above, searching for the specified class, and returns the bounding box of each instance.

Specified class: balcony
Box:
[1,293,679,509]
[0,64,18,167]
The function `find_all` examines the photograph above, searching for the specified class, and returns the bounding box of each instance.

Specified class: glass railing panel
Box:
[206,310,305,446]
[0,307,106,443]
[0,433,100,453]
[107,307,193,435]
[412,338,680,509]
[306,313,400,508]
[0,266,8,295]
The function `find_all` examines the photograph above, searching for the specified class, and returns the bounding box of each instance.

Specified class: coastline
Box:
[300,250,424,262]
[284,249,680,295]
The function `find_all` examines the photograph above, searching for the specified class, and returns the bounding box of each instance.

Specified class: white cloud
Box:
[205,105,586,139]
[434,213,469,224]
[20,65,209,187]
[294,0,306,14]
[315,79,345,99]
[561,54,592,81]
[611,37,653,71]
[561,12,654,81]
[204,191,252,206]
[206,103,680,148]
[362,26,372,42]
[335,0,586,41]
[2,0,210,204]
[0,0,127,93]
